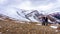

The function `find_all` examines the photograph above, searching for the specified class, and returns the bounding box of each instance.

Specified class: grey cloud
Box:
[0,0,58,7]
[0,0,26,7]
[29,0,57,6]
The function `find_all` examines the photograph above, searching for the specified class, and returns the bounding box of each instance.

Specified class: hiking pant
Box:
[42,22,48,26]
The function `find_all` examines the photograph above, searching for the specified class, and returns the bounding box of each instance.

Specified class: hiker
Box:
[45,17,48,26]
[42,16,48,26]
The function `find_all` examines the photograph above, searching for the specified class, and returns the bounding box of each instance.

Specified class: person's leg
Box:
[44,22,45,26]
[45,22,48,26]
[42,22,45,25]
[42,22,44,25]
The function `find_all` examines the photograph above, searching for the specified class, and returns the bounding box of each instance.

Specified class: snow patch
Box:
[55,30,58,32]
[50,26,58,29]
[36,24,42,25]
[20,22,25,23]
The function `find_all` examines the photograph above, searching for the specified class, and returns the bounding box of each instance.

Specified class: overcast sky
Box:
[0,0,60,10]
[0,0,60,21]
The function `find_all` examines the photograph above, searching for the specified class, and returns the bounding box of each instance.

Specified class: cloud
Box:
[29,0,57,6]
[0,0,58,11]
[0,0,8,6]
[12,0,54,10]
[17,1,32,10]
[0,0,60,16]
[0,0,60,14]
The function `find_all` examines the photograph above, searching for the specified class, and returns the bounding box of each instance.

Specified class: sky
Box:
[0,0,59,10]
[0,0,60,21]
[0,0,60,11]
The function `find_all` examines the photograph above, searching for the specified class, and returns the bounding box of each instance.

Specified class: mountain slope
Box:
[0,15,60,34]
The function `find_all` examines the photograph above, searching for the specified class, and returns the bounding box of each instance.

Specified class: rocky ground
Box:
[0,19,60,34]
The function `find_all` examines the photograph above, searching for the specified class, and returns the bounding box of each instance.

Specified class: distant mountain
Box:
[0,14,18,21]
[49,12,60,20]
[0,7,60,24]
